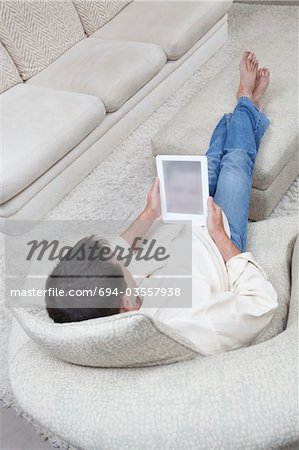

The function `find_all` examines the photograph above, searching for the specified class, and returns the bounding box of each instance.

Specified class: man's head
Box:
[45,236,140,323]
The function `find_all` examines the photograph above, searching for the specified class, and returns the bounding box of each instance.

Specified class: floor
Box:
[0,406,53,450]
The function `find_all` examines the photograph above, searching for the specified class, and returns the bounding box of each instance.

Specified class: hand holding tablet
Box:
[156,155,209,225]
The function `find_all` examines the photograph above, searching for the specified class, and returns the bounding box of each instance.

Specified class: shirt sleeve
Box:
[201,252,278,352]
[108,235,132,254]
[97,234,132,254]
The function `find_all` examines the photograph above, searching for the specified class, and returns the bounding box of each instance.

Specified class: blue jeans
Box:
[205,97,270,252]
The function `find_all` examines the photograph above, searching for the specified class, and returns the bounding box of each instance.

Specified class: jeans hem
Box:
[237,96,270,136]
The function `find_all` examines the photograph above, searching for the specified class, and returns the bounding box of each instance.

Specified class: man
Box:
[46,51,277,355]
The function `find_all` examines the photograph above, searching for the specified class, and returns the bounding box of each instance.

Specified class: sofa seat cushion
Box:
[0,0,85,80]
[91,1,232,60]
[1,84,105,204]
[151,32,298,215]
[73,0,132,36]
[0,42,22,93]
[28,38,167,113]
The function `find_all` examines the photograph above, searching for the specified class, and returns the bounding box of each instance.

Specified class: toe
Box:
[251,55,257,70]
[247,52,253,69]
[257,68,262,79]
[241,50,250,66]
[251,53,258,69]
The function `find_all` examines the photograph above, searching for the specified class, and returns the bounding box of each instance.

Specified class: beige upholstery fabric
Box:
[247,216,298,343]
[1,84,105,203]
[0,42,22,93]
[0,0,85,80]
[9,217,299,449]
[0,20,228,220]
[151,32,298,198]
[73,0,132,35]
[250,155,298,221]
[91,0,232,60]
[13,309,201,368]
[29,38,167,112]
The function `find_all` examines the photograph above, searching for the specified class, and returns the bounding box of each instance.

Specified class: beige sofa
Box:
[0,0,232,229]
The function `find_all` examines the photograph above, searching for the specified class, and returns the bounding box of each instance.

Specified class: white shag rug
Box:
[0,3,298,449]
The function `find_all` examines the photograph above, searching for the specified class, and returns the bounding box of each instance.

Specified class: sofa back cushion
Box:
[0,0,85,80]
[0,42,22,93]
[13,308,201,368]
[73,0,132,36]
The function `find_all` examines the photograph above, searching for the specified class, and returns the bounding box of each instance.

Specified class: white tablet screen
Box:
[163,160,204,214]
[156,155,209,224]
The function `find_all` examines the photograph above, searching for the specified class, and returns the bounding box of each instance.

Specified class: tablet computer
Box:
[156,155,209,225]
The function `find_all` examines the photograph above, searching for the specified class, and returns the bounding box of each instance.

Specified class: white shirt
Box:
[111,221,277,356]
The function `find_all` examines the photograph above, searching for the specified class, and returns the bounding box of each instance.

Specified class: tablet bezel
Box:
[156,155,209,225]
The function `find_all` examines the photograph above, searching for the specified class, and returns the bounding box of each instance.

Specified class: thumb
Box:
[207,196,215,210]
[153,177,160,192]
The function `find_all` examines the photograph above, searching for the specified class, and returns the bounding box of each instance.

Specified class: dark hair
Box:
[45,236,126,323]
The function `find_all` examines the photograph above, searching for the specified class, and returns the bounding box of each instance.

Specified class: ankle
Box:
[252,96,261,109]
[237,91,252,100]
[237,86,252,100]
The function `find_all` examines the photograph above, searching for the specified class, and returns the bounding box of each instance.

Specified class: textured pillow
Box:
[13,308,201,368]
[0,42,22,93]
[0,0,85,80]
[73,0,132,36]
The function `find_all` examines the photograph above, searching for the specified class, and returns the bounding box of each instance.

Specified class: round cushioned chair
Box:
[9,216,298,449]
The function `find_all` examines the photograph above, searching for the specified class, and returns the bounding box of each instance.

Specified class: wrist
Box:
[211,230,229,245]
[214,232,241,263]
[140,207,158,221]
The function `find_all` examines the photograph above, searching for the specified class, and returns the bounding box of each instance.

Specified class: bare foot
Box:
[237,50,258,100]
[252,68,270,109]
